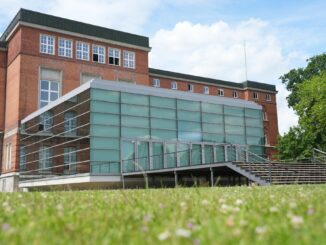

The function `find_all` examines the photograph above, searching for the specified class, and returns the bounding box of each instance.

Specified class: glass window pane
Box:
[121,116,149,128]
[121,127,150,139]
[150,96,176,108]
[41,80,49,90]
[91,137,120,150]
[166,143,176,168]
[225,135,246,144]
[178,121,201,132]
[138,142,149,171]
[203,133,224,143]
[91,89,120,102]
[151,107,176,119]
[245,118,262,127]
[202,103,222,114]
[152,142,164,170]
[204,145,214,164]
[121,93,149,106]
[177,100,200,111]
[151,129,177,140]
[178,131,202,141]
[225,125,245,135]
[224,106,244,116]
[41,91,48,100]
[179,144,190,167]
[202,113,223,124]
[151,118,176,130]
[178,110,201,122]
[245,108,262,118]
[191,144,202,165]
[91,113,120,126]
[121,104,149,117]
[247,136,263,145]
[50,82,59,91]
[246,127,264,136]
[122,141,135,172]
[225,116,244,126]
[215,146,225,162]
[92,125,120,137]
[50,92,58,101]
[202,123,224,134]
[91,101,120,114]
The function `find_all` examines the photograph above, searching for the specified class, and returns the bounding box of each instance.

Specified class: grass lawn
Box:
[1,185,326,245]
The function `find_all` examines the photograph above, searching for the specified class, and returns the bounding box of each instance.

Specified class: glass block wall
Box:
[90,88,264,174]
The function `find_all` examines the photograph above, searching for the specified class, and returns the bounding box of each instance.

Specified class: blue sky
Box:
[0,0,325,134]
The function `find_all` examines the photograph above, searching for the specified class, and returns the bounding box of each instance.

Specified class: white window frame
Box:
[58,38,73,58]
[64,147,77,172]
[40,34,55,55]
[218,89,224,97]
[64,111,77,135]
[76,41,90,61]
[39,146,53,173]
[203,86,209,94]
[20,146,26,171]
[263,111,268,121]
[152,78,160,87]
[5,143,12,171]
[232,90,238,98]
[265,94,271,101]
[188,84,194,92]
[40,80,61,108]
[39,111,54,133]
[265,134,269,146]
[253,92,259,100]
[92,44,106,64]
[123,50,135,69]
[108,48,121,66]
[171,81,178,90]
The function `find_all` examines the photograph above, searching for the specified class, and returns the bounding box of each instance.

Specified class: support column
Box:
[210,167,214,187]
[174,171,178,188]
[122,174,125,189]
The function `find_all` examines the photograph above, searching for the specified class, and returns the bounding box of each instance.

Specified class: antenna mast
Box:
[243,40,248,81]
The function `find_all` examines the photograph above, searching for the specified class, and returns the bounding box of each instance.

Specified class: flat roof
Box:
[0,9,150,49]
[149,68,277,92]
[21,79,262,123]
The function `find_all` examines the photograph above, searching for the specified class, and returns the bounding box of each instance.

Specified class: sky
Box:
[0,0,325,134]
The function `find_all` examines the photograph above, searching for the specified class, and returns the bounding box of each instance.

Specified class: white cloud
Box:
[149,19,306,134]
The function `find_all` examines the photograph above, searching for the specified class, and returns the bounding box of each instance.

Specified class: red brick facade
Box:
[0,12,279,174]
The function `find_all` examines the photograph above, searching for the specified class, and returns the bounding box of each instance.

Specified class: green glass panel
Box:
[151,118,176,130]
[178,121,201,132]
[121,92,149,106]
[249,146,264,155]
[151,129,177,140]
[246,127,264,136]
[202,103,223,114]
[245,118,262,127]
[225,125,245,135]
[91,101,119,114]
[151,107,176,119]
[215,146,225,162]
[247,136,263,145]
[91,89,119,102]
[245,108,262,118]
[91,163,100,173]
[178,131,202,141]
[138,141,149,171]
[225,116,244,126]
[179,144,190,167]
[202,123,224,134]
[122,141,135,172]
[121,104,149,117]
[166,144,176,168]
[227,146,236,161]
[91,149,119,162]
[91,125,119,137]
[177,100,200,111]
[91,113,119,126]
[121,127,150,139]
[150,96,176,108]
[202,113,223,124]
[152,142,164,170]
[204,145,214,164]
[203,133,224,143]
[91,137,119,150]
[224,106,244,116]
[191,144,202,165]
[225,134,246,144]
[178,110,201,122]
[121,116,149,128]
[109,162,120,173]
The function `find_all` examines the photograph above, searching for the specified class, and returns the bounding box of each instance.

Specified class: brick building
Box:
[0,9,278,191]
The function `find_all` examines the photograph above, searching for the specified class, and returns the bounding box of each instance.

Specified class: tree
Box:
[277,70,326,160]
[280,53,326,107]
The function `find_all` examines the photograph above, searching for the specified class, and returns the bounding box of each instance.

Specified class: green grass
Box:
[1,185,326,245]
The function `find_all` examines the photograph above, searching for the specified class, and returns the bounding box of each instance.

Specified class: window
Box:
[265,94,271,101]
[265,134,269,145]
[263,111,268,121]
[232,90,238,98]
[93,45,105,63]
[76,41,89,61]
[40,34,55,55]
[123,51,135,68]
[171,81,178,90]
[58,38,72,58]
[218,89,224,96]
[152,78,160,87]
[253,92,259,100]
[64,147,77,172]
[39,146,53,173]
[20,146,26,171]
[108,48,120,66]
[80,73,101,85]
[64,112,77,135]
[203,86,209,94]
[188,84,194,92]
[39,68,61,108]
[39,111,53,132]
[5,143,12,171]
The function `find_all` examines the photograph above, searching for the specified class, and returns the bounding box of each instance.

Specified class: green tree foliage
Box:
[277,68,326,160]
[280,53,326,107]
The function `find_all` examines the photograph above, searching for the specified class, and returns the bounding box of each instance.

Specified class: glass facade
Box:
[90,88,264,174]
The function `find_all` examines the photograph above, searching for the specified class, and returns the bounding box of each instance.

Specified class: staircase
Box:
[229,146,326,185]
